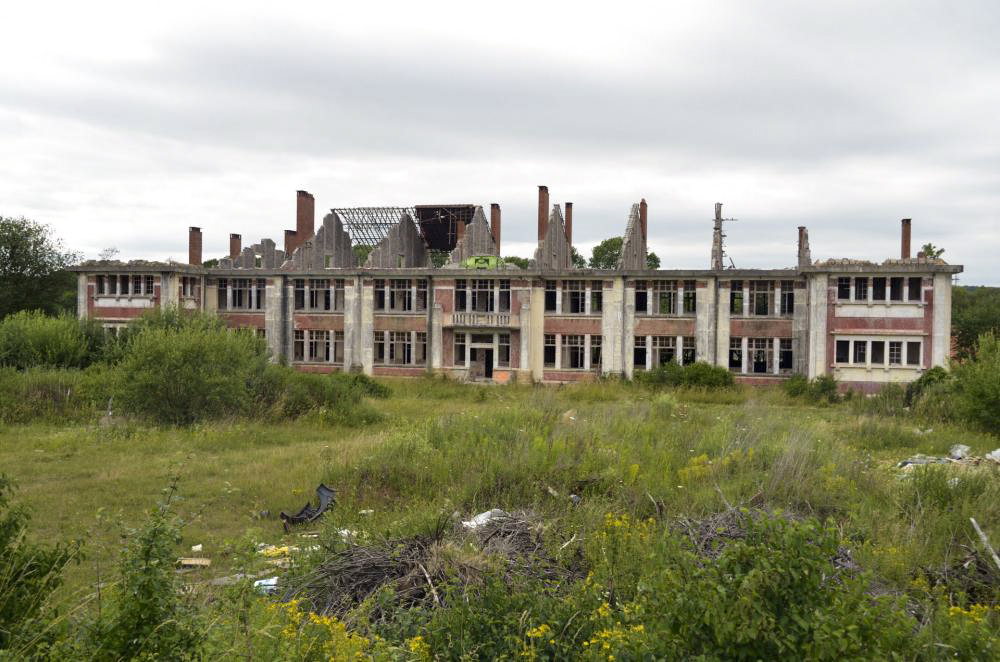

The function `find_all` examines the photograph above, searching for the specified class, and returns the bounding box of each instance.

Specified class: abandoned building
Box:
[73,187,962,392]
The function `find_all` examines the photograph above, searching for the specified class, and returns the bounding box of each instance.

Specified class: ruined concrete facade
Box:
[74,190,962,391]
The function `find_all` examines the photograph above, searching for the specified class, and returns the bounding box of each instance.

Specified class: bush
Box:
[117,326,269,425]
[0,367,95,423]
[905,365,950,406]
[636,361,734,389]
[783,374,840,404]
[852,382,906,417]
[0,311,104,370]
[953,333,1000,433]
[782,373,810,397]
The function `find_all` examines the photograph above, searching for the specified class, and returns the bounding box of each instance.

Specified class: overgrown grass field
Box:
[3,377,1000,658]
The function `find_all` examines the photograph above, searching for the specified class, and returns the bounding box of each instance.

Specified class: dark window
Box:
[730,281,743,314]
[683,280,697,314]
[310,279,330,310]
[750,337,771,373]
[132,275,142,295]
[498,333,510,367]
[653,280,677,315]
[308,330,329,362]
[633,336,647,368]
[293,330,304,362]
[780,281,795,315]
[872,277,886,301]
[454,332,466,365]
[545,281,557,312]
[374,331,385,363]
[590,335,602,369]
[415,332,427,365]
[96,275,105,295]
[333,331,344,363]
[333,279,345,311]
[389,331,411,364]
[217,278,228,309]
[837,277,851,300]
[908,277,922,302]
[499,280,511,312]
[544,334,556,367]
[890,277,904,301]
[294,279,306,310]
[779,338,793,371]
[374,279,385,311]
[853,341,867,364]
[455,279,467,312]
[416,279,428,311]
[634,280,647,314]
[256,279,265,310]
[906,341,921,365]
[561,335,585,369]
[564,280,586,314]
[854,277,868,301]
[591,285,603,313]
[729,338,742,371]
[836,340,850,363]
[145,275,155,296]
[750,281,773,316]
[119,275,129,295]
[472,279,494,312]
[871,341,885,364]
[652,336,675,367]
[389,280,412,312]
[681,336,696,365]
[889,341,903,365]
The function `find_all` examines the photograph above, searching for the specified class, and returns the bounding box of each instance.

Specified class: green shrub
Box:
[651,392,679,419]
[637,361,733,389]
[852,382,906,417]
[0,311,102,370]
[0,367,95,423]
[782,373,810,397]
[905,365,950,406]
[953,333,1000,433]
[808,374,840,403]
[116,326,269,425]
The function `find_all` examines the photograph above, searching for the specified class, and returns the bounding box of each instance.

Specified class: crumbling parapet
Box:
[618,202,648,270]
[532,205,575,270]
[364,212,431,269]
[285,212,357,270]
[446,206,499,265]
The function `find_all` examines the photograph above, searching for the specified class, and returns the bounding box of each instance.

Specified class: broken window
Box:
[389,331,411,364]
[730,281,743,315]
[132,275,142,296]
[333,331,344,363]
[561,334,585,369]
[499,280,511,313]
[683,280,697,314]
[836,340,850,364]
[871,341,885,365]
[563,280,586,314]
[729,337,742,372]
[854,277,868,301]
[256,279,266,310]
[217,278,228,309]
[455,279,467,312]
[232,279,251,309]
[889,341,903,365]
[908,277,922,302]
[750,281,774,316]
[544,334,556,367]
[651,336,676,368]
[472,279,494,313]
[498,333,510,367]
[389,280,412,312]
[872,277,887,301]
[454,332,466,365]
[374,331,385,363]
[545,281,557,312]
[634,281,648,314]
[889,277,904,301]
[310,279,330,311]
[591,283,603,313]
[333,279,345,311]
[590,335,602,370]
[414,332,427,365]
[119,275,130,295]
[652,280,677,316]
[837,277,851,300]
[750,338,772,373]
[682,336,696,365]
[416,279,428,311]
[633,336,647,369]
[293,330,305,362]
[105,275,117,295]
[779,338,793,372]
[780,281,795,315]
[374,279,386,310]
[853,340,867,364]
[308,330,330,362]
[906,341,921,365]
[294,279,306,310]
[96,275,106,295]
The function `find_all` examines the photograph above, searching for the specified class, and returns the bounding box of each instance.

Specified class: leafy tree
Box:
[0,216,80,319]
[588,237,659,269]
[353,245,373,265]
[503,256,530,270]
[952,286,1000,358]
[921,242,945,258]
[201,258,219,268]
[571,246,587,268]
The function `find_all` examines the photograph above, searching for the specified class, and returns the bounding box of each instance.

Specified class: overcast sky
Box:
[1,1,998,283]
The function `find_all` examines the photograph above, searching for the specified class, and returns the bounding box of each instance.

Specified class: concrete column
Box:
[742,284,750,317]
[360,279,375,375]
[584,334,592,370]
[931,273,951,367]
[263,277,284,361]
[740,337,748,374]
[430,282,443,372]
[773,337,780,375]
[76,273,88,319]
[603,278,625,377]
[677,282,684,316]
[584,282,592,315]
[530,282,545,381]
[226,283,233,311]
[715,281,731,369]
[774,282,781,315]
[807,275,829,378]
[555,281,562,314]
[519,296,531,378]
[554,333,562,369]
[646,335,653,371]
[621,280,635,378]
[283,278,295,361]
[675,335,683,364]
[696,278,716,364]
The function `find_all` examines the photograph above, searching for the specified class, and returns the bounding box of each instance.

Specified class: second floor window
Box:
[780,281,795,315]
[374,279,427,313]
[563,280,586,313]
[683,280,696,314]
[749,281,773,316]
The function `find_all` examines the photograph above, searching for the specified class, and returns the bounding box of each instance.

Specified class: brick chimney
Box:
[296,190,315,246]
[901,218,911,259]
[229,233,241,260]
[639,198,648,241]
[284,229,298,256]
[564,202,573,245]
[490,203,501,251]
[188,227,202,266]
[537,185,549,242]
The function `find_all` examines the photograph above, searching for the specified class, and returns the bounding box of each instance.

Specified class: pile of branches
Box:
[920,544,999,606]
[283,510,573,622]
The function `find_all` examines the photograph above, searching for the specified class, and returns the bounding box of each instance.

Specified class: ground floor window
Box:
[389,331,411,365]
[749,338,772,374]
[591,336,602,370]
[544,334,556,368]
[293,330,305,362]
[454,332,466,365]
[779,338,793,372]
[561,334,585,369]
[681,336,695,365]
[651,336,676,368]
[633,336,646,369]
[374,330,426,366]
[498,333,510,367]
[729,337,742,371]
[308,330,329,362]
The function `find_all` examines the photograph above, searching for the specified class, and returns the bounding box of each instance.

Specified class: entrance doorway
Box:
[470,347,494,380]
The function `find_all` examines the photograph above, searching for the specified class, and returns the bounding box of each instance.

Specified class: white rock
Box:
[949,444,971,460]
[461,508,509,530]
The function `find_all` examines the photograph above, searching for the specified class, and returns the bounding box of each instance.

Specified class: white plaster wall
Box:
[601,278,624,376]
[807,275,828,378]
[932,273,952,368]
[696,277,716,364]
[715,282,730,369]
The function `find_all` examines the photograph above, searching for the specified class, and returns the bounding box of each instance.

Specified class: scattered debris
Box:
[177,557,211,568]
[254,577,280,595]
[256,510,271,520]
[358,509,374,517]
[987,449,1000,463]
[949,444,971,460]
[897,454,952,468]
[191,543,203,553]
[561,409,577,422]
[462,508,509,530]
[280,484,337,531]
[898,451,1000,472]
[970,518,1000,575]
[569,494,582,506]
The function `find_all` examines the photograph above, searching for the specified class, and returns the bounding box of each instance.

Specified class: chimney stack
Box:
[188,227,202,266]
[537,185,549,242]
[639,198,648,241]
[901,218,912,259]
[229,233,242,260]
[564,202,573,245]
[797,226,811,267]
[284,229,298,256]
[490,203,501,250]
[296,191,315,249]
